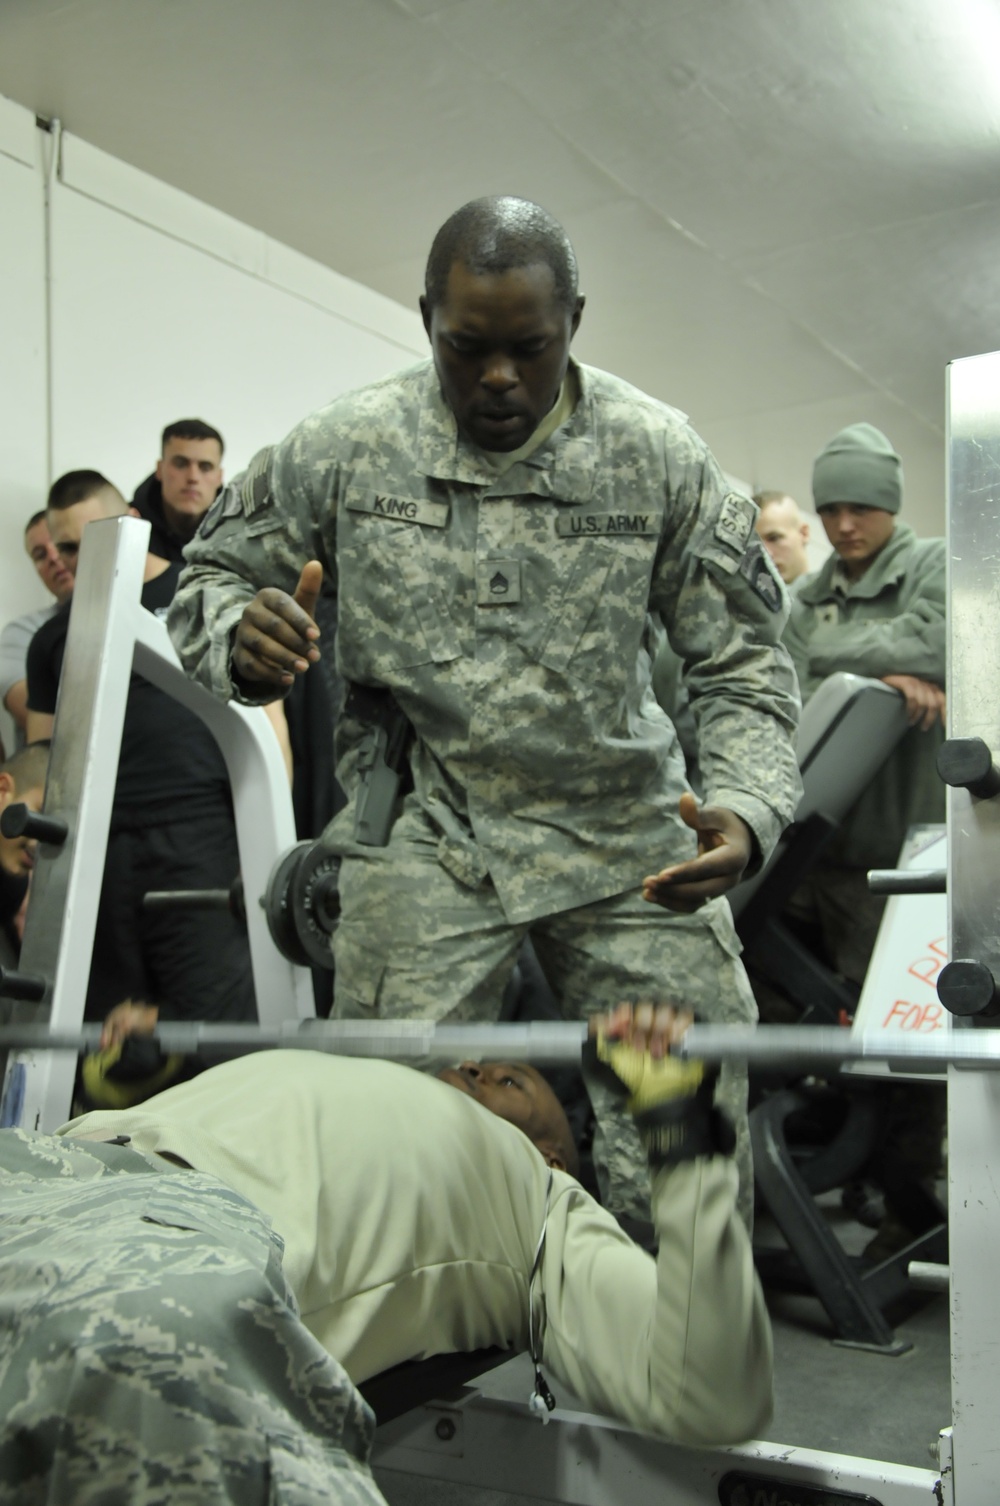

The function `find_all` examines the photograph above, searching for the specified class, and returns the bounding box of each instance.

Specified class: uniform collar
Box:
[413,357,597,503]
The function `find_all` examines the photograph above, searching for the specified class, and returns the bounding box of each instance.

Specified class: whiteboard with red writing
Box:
[846,824,948,1079]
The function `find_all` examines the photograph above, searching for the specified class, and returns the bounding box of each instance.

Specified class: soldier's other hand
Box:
[881,674,945,731]
[233,561,323,690]
[100,1000,159,1052]
[642,792,753,913]
[588,1000,694,1060]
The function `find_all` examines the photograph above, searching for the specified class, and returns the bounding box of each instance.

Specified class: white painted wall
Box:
[0,98,48,625]
[0,96,426,752]
[48,133,425,491]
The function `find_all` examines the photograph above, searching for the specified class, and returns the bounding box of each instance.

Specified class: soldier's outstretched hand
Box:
[233,560,323,691]
[642,792,753,913]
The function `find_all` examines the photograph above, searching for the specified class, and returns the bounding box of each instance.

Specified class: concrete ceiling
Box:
[2,0,999,535]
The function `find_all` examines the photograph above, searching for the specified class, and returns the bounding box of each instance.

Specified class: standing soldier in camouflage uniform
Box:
[169,196,801,1225]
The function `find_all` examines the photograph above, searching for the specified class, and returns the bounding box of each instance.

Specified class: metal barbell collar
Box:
[1,1020,998,1071]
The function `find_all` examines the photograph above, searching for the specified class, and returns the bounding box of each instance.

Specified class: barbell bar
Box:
[0,1019,995,1071]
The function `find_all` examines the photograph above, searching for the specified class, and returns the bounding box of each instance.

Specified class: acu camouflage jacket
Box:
[170,359,800,924]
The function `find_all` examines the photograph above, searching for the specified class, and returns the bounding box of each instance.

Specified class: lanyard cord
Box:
[528,1168,557,1421]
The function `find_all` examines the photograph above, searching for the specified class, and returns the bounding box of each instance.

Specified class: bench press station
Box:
[3,347,1000,1503]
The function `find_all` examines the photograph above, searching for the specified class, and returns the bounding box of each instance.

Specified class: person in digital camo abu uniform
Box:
[169,195,801,1225]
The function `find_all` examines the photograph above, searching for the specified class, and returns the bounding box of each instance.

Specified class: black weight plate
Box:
[262,842,313,969]
[289,843,341,970]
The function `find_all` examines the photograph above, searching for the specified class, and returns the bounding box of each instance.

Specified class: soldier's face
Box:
[156,438,223,522]
[755,500,809,584]
[48,498,116,578]
[421,260,583,452]
[817,503,895,576]
[24,519,74,603]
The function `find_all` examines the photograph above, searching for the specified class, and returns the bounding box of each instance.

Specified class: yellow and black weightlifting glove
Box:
[80,1037,187,1111]
[583,1033,735,1167]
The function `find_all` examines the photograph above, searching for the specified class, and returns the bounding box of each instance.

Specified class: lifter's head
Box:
[46,471,127,577]
[0,742,49,879]
[421,196,584,453]
[438,1060,580,1178]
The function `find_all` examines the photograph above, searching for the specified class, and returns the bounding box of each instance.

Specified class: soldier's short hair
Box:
[161,418,224,456]
[46,470,122,513]
[425,196,579,311]
[24,509,47,533]
[0,740,50,794]
[752,490,795,509]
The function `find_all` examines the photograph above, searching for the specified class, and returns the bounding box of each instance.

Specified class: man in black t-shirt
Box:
[26,471,256,1035]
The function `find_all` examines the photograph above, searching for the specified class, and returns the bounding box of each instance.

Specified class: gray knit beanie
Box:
[812,423,903,514]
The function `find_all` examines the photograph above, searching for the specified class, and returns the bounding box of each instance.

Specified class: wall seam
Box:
[55,177,424,361]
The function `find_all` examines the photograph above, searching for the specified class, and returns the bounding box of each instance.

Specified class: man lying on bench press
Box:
[0,1003,771,1505]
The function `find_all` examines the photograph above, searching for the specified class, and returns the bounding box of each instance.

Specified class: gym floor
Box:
[373,1196,951,1504]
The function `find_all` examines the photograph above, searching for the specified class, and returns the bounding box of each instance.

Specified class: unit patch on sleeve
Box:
[555,511,658,538]
[239,446,275,516]
[198,484,245,540]
[738,539,784,612]
[714,492,757,556]
[346,493,449,528]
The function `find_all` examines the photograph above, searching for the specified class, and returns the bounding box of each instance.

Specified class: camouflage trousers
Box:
[0,1130,387,1506]
[333,812,757,1227]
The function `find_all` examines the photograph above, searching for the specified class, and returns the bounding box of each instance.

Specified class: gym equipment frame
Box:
[0,515,312,1133]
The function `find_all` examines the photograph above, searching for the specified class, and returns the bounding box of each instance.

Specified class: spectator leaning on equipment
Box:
[0,1004,772,1503]
[169,195,801,1226]
[24,470,257,1076]
[0,512,75,750]
[783,423,946,984]
[753,490,812,594]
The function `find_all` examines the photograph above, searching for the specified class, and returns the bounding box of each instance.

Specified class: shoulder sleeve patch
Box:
[197,482,244,540]
[714,491,757,556]
[738,539,784,613]
[240,446,275,516]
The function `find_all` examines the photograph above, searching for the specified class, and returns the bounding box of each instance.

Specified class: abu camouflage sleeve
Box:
[0,1129,386,1506]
